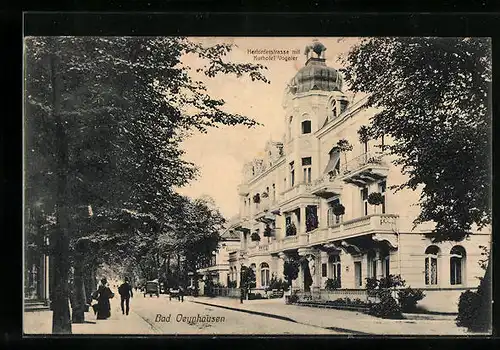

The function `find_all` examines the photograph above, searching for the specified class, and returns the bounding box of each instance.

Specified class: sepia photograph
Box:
[23,35,492,336]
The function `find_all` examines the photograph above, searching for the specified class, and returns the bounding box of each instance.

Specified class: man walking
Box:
[118,277,134,315]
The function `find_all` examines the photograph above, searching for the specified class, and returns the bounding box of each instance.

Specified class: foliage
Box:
[305,207,319,232]
[240,266,256,291]
[253,194,261,203]
[367,192,384,206]
[379,274,406,289]
[324,278,341,290]
[336,139,353,153]
[331,203,346,217]
[227,280,237,288]
[248,292,266,300]
[263,224,273,237]
[478,245,489,270]
[357,125,370,144]
[250,231,261,242]
[342,37,491,242]
[365,277,379,291]
[368,290,404,319]
[397,287,425,312]
[266,276,289,292]
[456,290,481,329]
[286,222,297,236]
[283,259,300,286]
[286,291,300,304]
[456,262,492,332]
[24,36,269,332]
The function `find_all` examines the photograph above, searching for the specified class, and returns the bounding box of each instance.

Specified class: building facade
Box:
[208,40,490,313]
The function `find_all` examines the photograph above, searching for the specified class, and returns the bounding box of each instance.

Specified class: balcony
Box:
[273,214,399,253]
[341,152,389,187]
[310,173,343,199]
[237,183,249,196]
[280,183,313,202]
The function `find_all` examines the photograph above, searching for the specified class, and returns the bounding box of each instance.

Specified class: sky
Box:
[175,37,359,219]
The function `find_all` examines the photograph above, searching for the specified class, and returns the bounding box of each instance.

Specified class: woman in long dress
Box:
[94,278,114,320]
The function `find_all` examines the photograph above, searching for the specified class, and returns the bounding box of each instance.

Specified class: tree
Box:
[24,36,269,333]
[342,37,491,331]
[283,259,300,288]
[240,266,256,296]
[336,139,353,170]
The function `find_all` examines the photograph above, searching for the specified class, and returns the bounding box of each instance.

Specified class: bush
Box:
[324,278,341,290]
[456,290,481,329]
[227,280,237,288]
[398,287,425,312]
[286,292,299,304]
[368,291,404,319]
[248,292,265,300]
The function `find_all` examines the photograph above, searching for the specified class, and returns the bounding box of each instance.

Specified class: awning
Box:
[323,148,340,174]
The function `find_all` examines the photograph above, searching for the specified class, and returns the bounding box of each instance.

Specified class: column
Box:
[376,250,383,280]
[299,205,307,234]
[320,251,329,288]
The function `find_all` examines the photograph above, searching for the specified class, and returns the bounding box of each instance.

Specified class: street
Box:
[76,293,343,335]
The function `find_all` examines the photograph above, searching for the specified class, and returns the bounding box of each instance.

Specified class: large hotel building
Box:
[197,40,490,313]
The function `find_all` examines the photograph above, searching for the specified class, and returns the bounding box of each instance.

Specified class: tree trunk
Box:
[50,52,72,334]
[177,254,181,285]
[71,252,86,323]
[166,254,171,287]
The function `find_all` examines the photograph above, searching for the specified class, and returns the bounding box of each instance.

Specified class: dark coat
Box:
[93,285,114,319]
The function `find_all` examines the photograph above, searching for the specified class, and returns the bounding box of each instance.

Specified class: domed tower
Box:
[282,39,350,185]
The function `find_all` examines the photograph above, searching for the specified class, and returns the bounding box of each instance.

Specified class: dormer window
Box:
[339,100,349,114]
[302,120,312,134]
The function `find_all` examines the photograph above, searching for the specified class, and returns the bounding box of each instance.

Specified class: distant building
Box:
[197,217,241,290]
[208,40,490,313]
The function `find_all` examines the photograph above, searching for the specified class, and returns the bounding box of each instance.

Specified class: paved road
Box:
[127,293,344,335]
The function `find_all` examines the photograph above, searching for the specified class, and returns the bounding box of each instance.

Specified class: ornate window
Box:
[450,246,466,286]
[260,262,270,287]
[425,245,440,285]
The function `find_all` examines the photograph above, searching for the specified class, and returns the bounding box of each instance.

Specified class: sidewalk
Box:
[189,296,473,336]
[24,298,157,335]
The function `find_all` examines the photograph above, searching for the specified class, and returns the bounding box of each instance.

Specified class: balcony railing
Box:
[274,214,398,252]
[341,152,389,186]
[280,182,313,202]
[310,173,343,199]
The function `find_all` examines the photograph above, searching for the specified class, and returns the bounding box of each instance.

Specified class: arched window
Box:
[288,116,293,139]
[425,245,440,285]
[301,120,312,134]
[450,246,466,285]
[260,262,270,287]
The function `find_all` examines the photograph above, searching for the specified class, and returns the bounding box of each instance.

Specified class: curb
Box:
[190,300,370,335]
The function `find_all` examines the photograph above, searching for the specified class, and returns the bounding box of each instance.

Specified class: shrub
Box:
[325,278,341,290]
[379,274,406,289]
[365,277,379,291]
[456,290,481,329]
[367,192,384,206]
[227,280,237,288]
[368,290,404,319]
[287,292,299,304]
[398,287,425,312]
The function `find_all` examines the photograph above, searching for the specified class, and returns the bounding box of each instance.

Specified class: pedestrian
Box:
[118,277,134,315]
[93,278,114,320]
[178,285,184,302]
